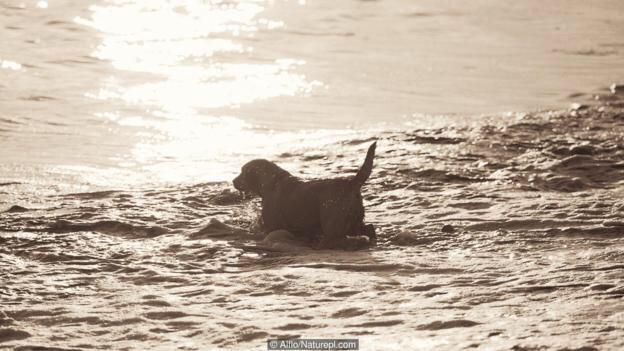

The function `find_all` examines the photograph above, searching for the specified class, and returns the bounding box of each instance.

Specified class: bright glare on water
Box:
[0,0,623,193]
[1,3,624,349]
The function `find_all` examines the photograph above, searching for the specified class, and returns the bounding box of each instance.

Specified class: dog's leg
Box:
[316,204,349,249]
[315,226,344,249]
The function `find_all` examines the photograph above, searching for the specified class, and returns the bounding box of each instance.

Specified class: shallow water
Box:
[2,0,624,350]
[2,0,624,189]
[3,94,624,349]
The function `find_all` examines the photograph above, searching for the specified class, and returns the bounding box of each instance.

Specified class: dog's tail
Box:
[352,141,376,187]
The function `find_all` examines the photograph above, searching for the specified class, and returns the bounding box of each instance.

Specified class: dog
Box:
[233,142,377,249]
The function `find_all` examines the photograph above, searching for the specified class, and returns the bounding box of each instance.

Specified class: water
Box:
[1,0,624,190]
[1,1,624,350]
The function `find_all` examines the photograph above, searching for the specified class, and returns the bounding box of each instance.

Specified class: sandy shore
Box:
[1,87,624,350]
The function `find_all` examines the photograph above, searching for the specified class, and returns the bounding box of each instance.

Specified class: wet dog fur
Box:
[233,142,377,249]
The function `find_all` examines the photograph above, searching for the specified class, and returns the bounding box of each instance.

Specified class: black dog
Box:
[233,142,377,249]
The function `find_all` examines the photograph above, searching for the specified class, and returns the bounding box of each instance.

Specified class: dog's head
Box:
[233,159,290,197]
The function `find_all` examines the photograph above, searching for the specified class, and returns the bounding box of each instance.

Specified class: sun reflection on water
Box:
[74,0,325,184]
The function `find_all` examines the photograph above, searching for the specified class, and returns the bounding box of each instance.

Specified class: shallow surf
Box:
[2,90,624,349]
[2,0,624,191]
[2,0,624,349]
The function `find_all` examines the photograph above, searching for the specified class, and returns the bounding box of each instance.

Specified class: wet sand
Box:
[2,88,624,350]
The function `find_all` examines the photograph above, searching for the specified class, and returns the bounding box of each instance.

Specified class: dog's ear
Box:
[252,160,290,196]
[257,171,281,195]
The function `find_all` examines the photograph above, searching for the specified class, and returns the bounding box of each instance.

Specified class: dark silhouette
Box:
[233,142,377,249]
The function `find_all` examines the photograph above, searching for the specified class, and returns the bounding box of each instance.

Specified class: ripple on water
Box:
[2,97,624,349]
